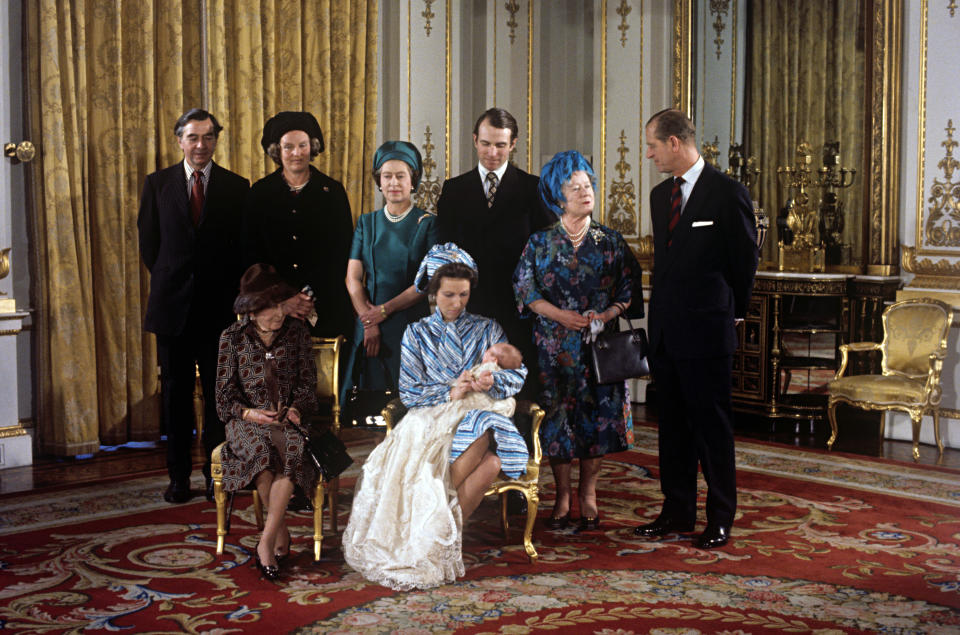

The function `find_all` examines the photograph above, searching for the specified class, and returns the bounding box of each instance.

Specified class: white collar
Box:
[184,160,212,181]
[478,161,509,184]
[678,155,705,188]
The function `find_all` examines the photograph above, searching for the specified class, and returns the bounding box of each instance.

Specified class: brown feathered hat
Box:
[233,263,297,314]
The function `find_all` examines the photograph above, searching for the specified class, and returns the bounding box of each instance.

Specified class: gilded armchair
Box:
[381,398,545,562]
[826,298,954,461]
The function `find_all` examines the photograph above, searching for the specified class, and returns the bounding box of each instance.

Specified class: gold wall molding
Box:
[0,328,21,336]
[527,0,533,172]
[607,130,638,235]
[616,0,632,47]
[710,0,731,60]
[422,0,436,36]
[444,0,451,178]
[0,424,28,439]
[902,246,960,289]
[414,126,441,213]
[923,119,960,248]
[600,0,608,223]
[673,0,692,113]
[505,0,520,44]
[942,407,960,421]
[949,0,957,17]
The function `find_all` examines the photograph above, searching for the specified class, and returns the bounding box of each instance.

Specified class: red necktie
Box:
[667,176,684,246]
[190,171,205,226]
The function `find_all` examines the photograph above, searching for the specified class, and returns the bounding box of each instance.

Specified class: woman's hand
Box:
[586,308,619,325]
[449,371,474,401]
[244,408,280,425]
[469,370,494,393]
[286,407,301,424]
[358,303,387,328]
[281,293,314,320]
[363,324,381,357]
[555,309,591,331]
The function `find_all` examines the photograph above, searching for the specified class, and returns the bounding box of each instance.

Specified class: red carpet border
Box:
[2,431,959,633]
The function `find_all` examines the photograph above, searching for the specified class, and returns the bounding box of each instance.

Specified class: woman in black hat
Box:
[341,141,437,408]
[215,263,319,580]
[242,111,354,339]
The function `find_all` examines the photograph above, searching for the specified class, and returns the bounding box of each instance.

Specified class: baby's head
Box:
[482,342,522,369]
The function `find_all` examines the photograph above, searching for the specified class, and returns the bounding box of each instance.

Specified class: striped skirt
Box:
[449,394,528,478]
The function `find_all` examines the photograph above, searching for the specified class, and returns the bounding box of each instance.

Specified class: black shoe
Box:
[254,553,280,581]
[578,515,601,531]
[163,479,193,504]
[287,487,313,512]
[694,525,730,549]
[506,490,527,515]
[205,477,215,503]
[633,514,695,537]
[544,513,571,530]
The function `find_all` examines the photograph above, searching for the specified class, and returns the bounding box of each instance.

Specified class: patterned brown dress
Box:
[215,317,318,493]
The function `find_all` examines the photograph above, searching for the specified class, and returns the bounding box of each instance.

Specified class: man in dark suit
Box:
[436,107,554,401]
[634,109,758,549]
[138,108,250,503]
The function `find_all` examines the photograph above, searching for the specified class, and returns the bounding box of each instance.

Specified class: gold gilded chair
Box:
[381,399,545,562]
[827,298,954,461]
[211,335,344,561]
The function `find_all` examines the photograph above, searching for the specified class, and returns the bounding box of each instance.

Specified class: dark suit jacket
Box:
[138,161,250,337]
[242,166,354,339]
[648,162,758,360]
[436,164,555,325]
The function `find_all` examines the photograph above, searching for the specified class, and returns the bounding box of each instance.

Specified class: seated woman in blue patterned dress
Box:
[342,243,529,591]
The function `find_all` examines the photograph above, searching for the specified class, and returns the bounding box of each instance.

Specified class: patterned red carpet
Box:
[2,427,960,633]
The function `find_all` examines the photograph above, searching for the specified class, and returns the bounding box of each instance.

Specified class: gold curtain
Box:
[747,0,865,267]
[206,0,378,220]
[25,1,377,456]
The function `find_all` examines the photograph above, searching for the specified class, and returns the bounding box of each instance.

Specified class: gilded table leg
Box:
[523,487,539,563]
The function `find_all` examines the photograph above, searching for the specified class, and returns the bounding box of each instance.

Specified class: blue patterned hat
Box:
[414,243,478,291]
[539,150,596,216]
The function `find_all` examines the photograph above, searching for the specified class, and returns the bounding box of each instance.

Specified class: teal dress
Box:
[341,207,437,401]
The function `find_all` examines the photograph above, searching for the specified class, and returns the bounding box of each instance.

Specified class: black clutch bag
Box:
[590,317,650,384]
[341,348,395,429]
[290,422,353,481]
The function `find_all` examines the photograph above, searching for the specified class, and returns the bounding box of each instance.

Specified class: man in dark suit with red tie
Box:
[436,107,554,401]
[634,109,758,549]
[138,108,250,503]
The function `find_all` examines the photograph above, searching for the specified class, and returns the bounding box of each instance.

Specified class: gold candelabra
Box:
[776,142,825,271]
[702,136,720,168]
[815,141,856,264]
[726,143,761,199]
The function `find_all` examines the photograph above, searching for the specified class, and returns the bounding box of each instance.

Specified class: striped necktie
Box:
[485,171,498,208]
[667,176,684,246]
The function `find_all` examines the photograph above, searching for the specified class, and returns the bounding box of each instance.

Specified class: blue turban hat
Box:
[538,150,596,216]
[414,242,477,291]
[373,141,423,188]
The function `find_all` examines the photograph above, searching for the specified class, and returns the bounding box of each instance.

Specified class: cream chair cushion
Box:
[882,303,950,378]
[828,374,926,405]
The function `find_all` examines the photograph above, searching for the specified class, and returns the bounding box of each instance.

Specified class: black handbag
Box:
[290,422,353,481]
[341,348,395,429]
[590,317,650,384]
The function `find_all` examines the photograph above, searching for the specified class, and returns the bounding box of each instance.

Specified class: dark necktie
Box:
[485,172,499,208]
[190,171,205,226]
[667,176,684,246]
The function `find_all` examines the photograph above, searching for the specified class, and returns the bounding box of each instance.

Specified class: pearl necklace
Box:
[384,203,414,223]
[561,218,590,245]
[284,174,309,192]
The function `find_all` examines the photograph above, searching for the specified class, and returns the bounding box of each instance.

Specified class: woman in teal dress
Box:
[342,141,437,401]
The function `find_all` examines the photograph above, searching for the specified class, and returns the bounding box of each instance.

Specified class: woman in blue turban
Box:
[342,141,438,407]
[514,150,640,532]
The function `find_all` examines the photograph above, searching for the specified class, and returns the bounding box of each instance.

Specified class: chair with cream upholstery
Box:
[381,398,546,562]
[211,335,344,561]
[826,298,954,461]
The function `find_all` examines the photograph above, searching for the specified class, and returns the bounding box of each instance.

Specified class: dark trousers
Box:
[156,315,226,483]
[650,346,737,528]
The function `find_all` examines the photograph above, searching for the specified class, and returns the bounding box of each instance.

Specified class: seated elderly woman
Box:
[342,243,529,591]
[215,263,318,581]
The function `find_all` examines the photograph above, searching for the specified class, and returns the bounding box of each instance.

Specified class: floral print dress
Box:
[513,221,635,460]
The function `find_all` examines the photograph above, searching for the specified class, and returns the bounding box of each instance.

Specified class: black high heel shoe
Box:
[578,514,601,531]
[274,528,291,561]
[254,552,280,580]
[545,513,571,530]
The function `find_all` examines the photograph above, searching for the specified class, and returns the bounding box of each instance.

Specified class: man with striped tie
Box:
[636,109,758,549]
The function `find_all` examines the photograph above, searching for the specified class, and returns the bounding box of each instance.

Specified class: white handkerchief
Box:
[691,220,714,227]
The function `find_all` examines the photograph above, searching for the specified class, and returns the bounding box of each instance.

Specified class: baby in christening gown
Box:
[454,342,524,415]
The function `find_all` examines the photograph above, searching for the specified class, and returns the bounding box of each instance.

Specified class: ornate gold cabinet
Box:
[732,272,900,423]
